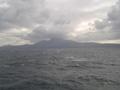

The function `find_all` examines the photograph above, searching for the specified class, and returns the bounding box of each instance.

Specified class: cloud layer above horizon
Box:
[0,0,119,46]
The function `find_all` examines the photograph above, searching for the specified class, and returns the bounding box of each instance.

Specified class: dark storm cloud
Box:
[108,0,120,33]
[95,20,110,30]
[94,0,120,40]
[26,20,74,42]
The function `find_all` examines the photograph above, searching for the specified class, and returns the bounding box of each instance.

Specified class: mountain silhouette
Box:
[33,38,97,48]
[0,38,120,50]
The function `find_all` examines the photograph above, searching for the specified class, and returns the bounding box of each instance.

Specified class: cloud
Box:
[0,0,48,30]
[0,0,119,45]
[25,0,117,43]
[0,32,31,46]
[94,0,120,41]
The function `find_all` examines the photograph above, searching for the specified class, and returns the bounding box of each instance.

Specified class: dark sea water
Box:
[0,47,120,90]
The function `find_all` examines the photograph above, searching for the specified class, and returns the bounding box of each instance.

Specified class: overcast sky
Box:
[0,0,120,46]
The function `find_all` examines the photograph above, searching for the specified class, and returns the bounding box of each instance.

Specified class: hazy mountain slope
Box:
[0,39,120,50]
[33,39,98,48]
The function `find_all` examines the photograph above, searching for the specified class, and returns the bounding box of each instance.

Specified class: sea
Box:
[0,47,120,90]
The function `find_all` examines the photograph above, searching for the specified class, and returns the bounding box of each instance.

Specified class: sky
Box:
[0,0,120,46]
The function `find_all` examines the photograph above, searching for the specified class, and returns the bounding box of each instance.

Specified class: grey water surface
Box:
[0,47,120,90]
